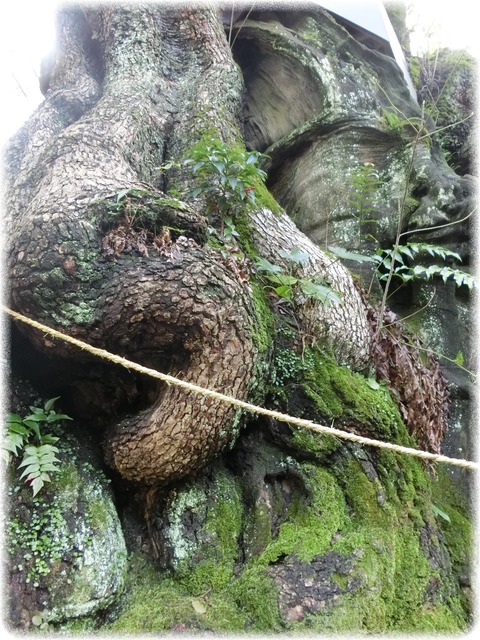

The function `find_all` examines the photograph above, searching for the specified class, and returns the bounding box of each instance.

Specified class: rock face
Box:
[232,7,475,479]
[416,48,477,176]
[6,386,127,630]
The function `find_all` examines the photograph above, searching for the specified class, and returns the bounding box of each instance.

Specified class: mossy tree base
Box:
[104,332,471,634]
[106,422,471,634]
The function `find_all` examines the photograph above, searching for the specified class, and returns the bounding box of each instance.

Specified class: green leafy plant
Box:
[349,162,381,226]
[381,107,431,143]
[373,242,474,289]
[254,247,341,308]
[432,504,451,523]
[3,398,71,496]
[329,242,474,291]
[183,136,268,219]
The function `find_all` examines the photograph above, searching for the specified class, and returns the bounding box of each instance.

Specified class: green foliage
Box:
[178,137,342,309]
[373,242,474,289]
[349,163,381,225]
[254,247,341,308]
[432,504,451,523]
[328,245,376,264]
[329,240,474,291]
[271,347,314,389]
[3,398,71,496]
[183,136,268,217]
[382,107,430,142]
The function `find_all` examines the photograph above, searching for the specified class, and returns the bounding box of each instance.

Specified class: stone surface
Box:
[6,388,127,630]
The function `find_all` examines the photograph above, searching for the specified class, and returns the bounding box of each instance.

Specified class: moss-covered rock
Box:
[6,419,127,631]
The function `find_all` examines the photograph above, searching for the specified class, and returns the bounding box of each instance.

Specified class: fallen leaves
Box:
[367,303,449,455]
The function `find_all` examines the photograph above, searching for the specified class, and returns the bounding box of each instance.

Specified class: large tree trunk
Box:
[4,3,474,633]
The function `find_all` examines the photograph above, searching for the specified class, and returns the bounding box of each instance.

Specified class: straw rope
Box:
[3,306,478,471]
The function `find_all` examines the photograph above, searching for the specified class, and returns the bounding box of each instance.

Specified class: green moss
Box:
[54,462,81,500]
[250,280,275,354]
[229,565,283,631]
[179,469,243,595]
[298,17,324,49]
[153,196,190,211]
[408,56,422,88]
[87,497,109,531]
[259,464,347,564]
[106,451,470,634]
[430,468,473,579]
[106,554,210,633]
[332,457,469,632]
[103,465,283,634]
[233,209,260,262]
[245,453,469,633]
[303,347,409,442]
[341,458,391,525]
[290,424,342,458]
[243,501,274,559]
[251,178,283,215]
[106,552,280,633]
[214,201,274,358]
[268,342,413,460]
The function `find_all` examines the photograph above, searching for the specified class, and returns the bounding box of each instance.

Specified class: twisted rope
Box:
[3,306,478,470]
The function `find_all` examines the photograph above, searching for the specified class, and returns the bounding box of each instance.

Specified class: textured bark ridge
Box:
[6,5,370,485]
[248,207,370,368]
[101,246,257,484]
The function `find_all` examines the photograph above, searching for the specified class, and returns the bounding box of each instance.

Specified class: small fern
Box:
[374,242,473,289]
[3,398,71,496]
[349,163,381,225]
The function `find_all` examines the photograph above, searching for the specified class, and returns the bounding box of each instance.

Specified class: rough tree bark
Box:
[6,4,370,484]
[4,3,474,633]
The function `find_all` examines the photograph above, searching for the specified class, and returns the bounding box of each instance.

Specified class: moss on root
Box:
[302,347,408,443]
[268,337,414,461]
[104,341,471,635]
[105,467,280,633]
[258,464,346,564]
[106,552,283,634]
[108,451,470,633]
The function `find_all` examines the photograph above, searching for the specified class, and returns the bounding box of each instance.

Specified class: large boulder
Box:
[5,381,128,631]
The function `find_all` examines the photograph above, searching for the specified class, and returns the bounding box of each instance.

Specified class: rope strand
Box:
[3,306,477,471]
